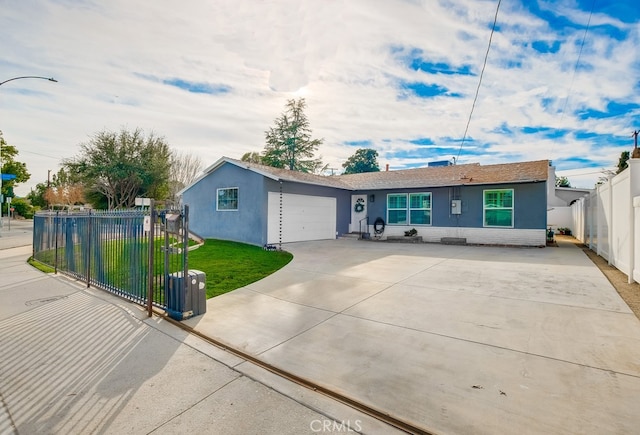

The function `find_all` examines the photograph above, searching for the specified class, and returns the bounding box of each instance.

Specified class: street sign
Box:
[135,197,151,206]
[1,174,16,181]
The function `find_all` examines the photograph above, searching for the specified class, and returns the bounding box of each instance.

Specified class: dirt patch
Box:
[557,235,640,320]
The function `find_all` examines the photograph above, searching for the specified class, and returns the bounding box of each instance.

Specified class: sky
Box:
[1,0,639,196]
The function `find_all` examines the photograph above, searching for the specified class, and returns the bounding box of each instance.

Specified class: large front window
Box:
[387,192,432,225]
[483,189,513,227]
[409,193,431,225]
[387,194,407,224]
[217,187,238,211]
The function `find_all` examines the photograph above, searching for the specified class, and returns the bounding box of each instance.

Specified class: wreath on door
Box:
[354,198,365,213]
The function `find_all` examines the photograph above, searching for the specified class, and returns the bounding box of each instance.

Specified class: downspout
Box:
[546,161,553,245]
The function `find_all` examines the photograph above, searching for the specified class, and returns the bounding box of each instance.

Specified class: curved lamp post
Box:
[0,76,57,86]
[0,75,57,234]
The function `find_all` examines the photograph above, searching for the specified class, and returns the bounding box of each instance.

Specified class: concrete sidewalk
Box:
[185,238,640,434]
[0,224,393,434]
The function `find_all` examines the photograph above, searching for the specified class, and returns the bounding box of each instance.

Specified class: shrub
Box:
[9,198,35,219]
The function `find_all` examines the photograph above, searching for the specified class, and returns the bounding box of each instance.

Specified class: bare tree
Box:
[44,184,85,209]
[169,150,203,204]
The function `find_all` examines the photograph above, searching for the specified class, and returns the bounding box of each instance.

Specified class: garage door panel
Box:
[268,193,336,244]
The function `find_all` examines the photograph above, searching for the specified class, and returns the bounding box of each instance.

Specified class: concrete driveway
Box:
[3,223,399,435]
[185,238,640,434]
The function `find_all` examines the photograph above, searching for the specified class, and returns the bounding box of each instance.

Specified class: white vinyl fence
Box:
[571,159,640,284]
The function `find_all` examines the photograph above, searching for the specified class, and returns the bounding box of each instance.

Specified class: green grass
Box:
[189,239,293,298]
[32,237,293,300]
[28,257,56,274]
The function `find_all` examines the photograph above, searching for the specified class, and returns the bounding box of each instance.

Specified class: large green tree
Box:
[0,130,31,199]
[27,182,48,208]
[617,150,630,174]
[342,148,380,174]
[262,98,324,173]
[64,128,171,209]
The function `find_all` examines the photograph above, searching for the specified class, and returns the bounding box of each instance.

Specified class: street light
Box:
[0,76,58,86]
[0,74,58,235]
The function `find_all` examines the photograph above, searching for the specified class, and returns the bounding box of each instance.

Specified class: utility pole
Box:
[47,169,52,209]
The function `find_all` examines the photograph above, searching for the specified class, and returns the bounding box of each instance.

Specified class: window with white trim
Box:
[217,187,238,211]
[409,193,431,225]
[387,194,407,224]
[483,189,513,227]
[387,192,432,225]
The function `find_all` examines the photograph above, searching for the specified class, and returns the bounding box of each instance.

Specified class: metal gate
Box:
[32,204,190,316]
[148,204,190,316]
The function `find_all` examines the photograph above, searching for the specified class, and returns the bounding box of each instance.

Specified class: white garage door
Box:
[267,192,336,244]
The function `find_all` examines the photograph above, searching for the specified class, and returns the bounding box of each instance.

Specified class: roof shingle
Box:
[214,157,550,191]
[338,160,550,190]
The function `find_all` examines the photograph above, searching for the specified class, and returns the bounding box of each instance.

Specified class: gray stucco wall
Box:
[183,162,547,246]
[354,181,547,230]
[182,163,353,245]
[181,164,268,245]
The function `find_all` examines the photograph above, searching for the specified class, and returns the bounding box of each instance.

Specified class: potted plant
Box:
[547,227,555,243]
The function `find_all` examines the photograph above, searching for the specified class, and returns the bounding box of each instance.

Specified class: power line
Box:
[17,149,61,160]
[455,0,502,163]
[555,168,613,177]
[549,0,597,163]
[559,0,597,121]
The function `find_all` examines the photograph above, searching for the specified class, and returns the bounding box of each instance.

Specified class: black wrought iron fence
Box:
[32,206,189,312]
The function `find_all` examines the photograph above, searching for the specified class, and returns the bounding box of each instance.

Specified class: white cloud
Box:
[1,0,637,196]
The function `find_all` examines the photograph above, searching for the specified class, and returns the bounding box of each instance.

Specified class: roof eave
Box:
[351,178,547,191]
[179,157,280,196]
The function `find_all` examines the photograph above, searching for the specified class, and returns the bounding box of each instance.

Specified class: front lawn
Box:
[188,239,293,298]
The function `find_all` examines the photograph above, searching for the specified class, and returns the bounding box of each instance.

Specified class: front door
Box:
[349,194,368,233]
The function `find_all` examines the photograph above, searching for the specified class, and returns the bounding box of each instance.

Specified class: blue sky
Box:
[1,0,639,194]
